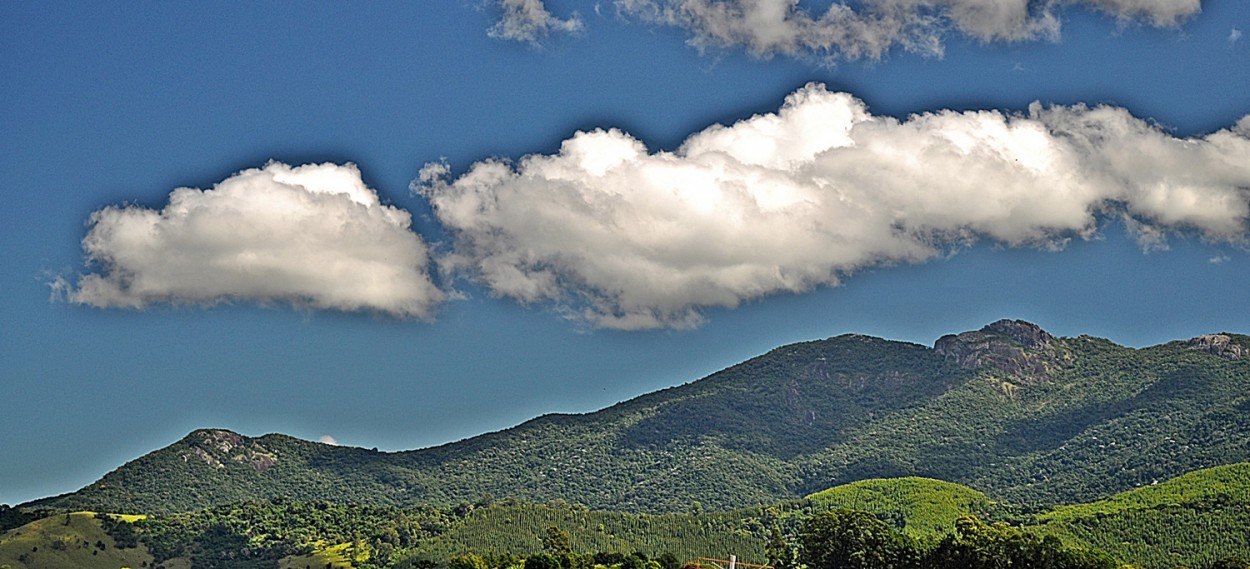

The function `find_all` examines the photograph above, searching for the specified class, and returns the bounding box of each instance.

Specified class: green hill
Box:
[1032,463,1250,568]
[0,511,187,569]
[805,477,997,543]
[29,321,1250,516]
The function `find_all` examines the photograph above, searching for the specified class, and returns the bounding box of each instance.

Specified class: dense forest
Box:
[31,322,1250,517]
[6,322,1249,568]
[4,463,1250,569]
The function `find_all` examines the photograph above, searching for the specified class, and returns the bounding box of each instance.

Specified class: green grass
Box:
[0,511,176,569]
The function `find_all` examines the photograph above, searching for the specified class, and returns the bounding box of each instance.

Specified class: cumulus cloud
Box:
[1231,28,1243,44]
[318,434,340,446]
[417,83,1250,330]
[66,162,443,318]
[496,0,1200,59]
[489,0,583,45]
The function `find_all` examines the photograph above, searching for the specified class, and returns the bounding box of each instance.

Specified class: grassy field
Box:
[0,511,188,569]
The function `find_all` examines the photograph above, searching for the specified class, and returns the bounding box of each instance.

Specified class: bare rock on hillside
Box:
[1187,334,1247,361]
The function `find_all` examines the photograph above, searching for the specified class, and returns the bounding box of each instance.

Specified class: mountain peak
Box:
[933,319,1065,378]
[180,428,278,472]
[979,319,1053,348]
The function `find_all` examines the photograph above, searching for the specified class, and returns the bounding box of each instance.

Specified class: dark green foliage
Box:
[110,499,463,569]
[394,554,440,569]
[543,526,572,556]
[403,499,779,562]
[764,526,795,569]
[525,552,563,569]
[449,553,489,569]
[0,505,44,533]
[33,325,1250,518]
[94,512,138,548]
[925,516,1115,569]
[656,551,681,569]
[799,509,918,569]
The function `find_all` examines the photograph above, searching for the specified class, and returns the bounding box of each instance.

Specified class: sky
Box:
[1,0,1247,506]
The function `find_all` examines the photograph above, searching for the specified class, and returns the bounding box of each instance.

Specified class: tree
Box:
[766,526,796,569]
[799,509,918,569]
[924,516,1116,569]
[527,553,564,569]
[448,554,489,569]
[543,525,573,556]
[656,552,682,569]
[392,557,439,569]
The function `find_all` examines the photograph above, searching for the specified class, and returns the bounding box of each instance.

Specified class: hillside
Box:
[29,320,1250,515]
[0,511,186,569]
[6,466,1249,569]
[1034,462,1250,568]
[804,477,998,543]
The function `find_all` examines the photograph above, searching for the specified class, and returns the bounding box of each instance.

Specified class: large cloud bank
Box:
[500,0,1201,58]
[68,162,443,318]
[418,83,1250,330]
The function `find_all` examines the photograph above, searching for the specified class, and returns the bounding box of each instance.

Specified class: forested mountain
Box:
[29,320,1250,515]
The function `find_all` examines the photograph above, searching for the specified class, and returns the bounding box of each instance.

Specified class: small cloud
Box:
[318,434,340,446]
[489,0,583,46]
[490,0,1200,60]
[1230,28,1243,44]
[1210,254,1230,264]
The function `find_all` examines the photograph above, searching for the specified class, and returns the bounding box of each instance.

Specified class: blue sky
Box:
[1,0,1247,506]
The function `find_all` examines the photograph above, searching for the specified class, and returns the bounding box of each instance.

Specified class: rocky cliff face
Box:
[934,320,1069,379]
[1186,334,1247,361]
[180,429,278,472]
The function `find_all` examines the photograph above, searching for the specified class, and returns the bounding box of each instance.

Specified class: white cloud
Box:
[1230,27,1243,44]
[1076,0,1201,27]
[497,0,1201,59]
[318,434,340,446]
[489,0,583,46]
[418,83,1250,330]
[67,162,444,318]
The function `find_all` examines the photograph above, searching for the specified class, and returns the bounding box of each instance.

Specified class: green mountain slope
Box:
[7,465,1250,569]
[31,321,1250,515]
[1033,462,1250,568]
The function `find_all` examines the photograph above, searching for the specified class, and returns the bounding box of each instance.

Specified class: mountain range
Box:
[27,320,1250,516]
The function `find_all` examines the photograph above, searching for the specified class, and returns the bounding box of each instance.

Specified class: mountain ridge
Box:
[26,320,1250,516]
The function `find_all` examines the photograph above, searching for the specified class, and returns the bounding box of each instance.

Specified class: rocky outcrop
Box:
[180,429,279,472]
[934,319,1068,379]
[1187,334,1247,361]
